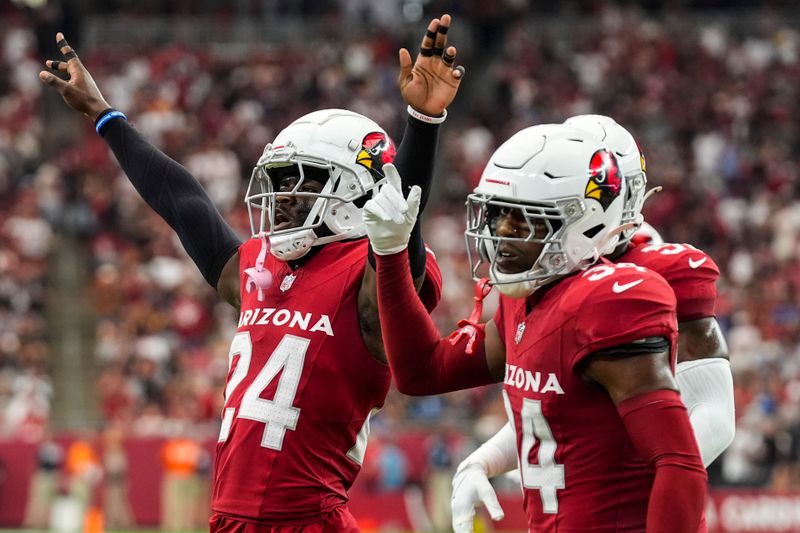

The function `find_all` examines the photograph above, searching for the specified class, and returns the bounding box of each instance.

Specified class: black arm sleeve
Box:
[368,114,441,277]
[101,118,243,289]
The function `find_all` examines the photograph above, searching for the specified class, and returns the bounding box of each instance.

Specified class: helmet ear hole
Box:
[583,223,605,239]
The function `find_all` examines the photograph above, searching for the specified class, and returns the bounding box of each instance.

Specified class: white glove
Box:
[451,461,505,533]
[363,163,421,255]
[451,423,517,533]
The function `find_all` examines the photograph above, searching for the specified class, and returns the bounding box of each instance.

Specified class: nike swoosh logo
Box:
[612,279,644,293]
[688,257,707,269]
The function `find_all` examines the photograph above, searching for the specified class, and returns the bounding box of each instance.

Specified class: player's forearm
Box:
[676,358,735,466]
[101,118,242,288]
[618,389,707,533]
[461,422,518,477]
[376,251,495,395]
[369,115,440,278]
[394,114,440,211]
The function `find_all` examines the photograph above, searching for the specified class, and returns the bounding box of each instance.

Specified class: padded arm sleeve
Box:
[676,358,736,467]
[376,251,496,395]
[618,389,707,533]
[101,119,242,289]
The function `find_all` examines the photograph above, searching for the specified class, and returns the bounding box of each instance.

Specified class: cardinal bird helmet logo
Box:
[356,132,396,180]
[584,149,623,211]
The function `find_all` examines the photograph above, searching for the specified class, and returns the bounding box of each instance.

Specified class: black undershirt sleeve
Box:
[591,336,671,357]
[100,118,243,289]
[368,114,441,277]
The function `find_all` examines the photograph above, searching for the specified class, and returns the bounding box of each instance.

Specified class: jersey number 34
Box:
[503,391,566,514]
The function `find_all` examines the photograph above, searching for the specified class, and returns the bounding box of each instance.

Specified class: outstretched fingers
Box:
[432,14,450,57]
[398,48,413,85]
[38,69,68,91]
[56,32,80,63]
[419,17,439,57]
[46,60,68,73]
[40,32,81,92]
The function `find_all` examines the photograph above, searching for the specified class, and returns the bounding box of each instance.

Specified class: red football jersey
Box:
[494,263,678,531]
[617,242,719,322]
[212,238,442,524]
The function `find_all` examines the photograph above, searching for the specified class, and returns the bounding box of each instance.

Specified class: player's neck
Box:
[606,242,632,262]
[287,245,324,270]
[286,236,367,270]
[525,276,561,312]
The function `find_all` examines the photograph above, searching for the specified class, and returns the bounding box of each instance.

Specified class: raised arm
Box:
[358,14,465,359]
[366,13,464,280]
[361,174,504,391]
[39,33,242,307]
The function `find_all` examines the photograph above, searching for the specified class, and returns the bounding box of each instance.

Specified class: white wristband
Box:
[407,105,447,124]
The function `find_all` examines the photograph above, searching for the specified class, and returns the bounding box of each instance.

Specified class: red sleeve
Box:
[376,251,496,395]
[621,243,719,322]
[571,268,678,371]
[418,245,442,313]
[663,250,719,322]
[618,389,707,533]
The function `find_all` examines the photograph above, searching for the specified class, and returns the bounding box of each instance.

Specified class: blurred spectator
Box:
[23,437,63,529]
[64,437,102,524]
[102,424,133,529]
[425,433,454,532]
[160,436,207,530]
[377,439,408,492]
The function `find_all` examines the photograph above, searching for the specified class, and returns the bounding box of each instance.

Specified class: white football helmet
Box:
[563,114,647,248]
[245,109,396,260]
[465,124,627,298]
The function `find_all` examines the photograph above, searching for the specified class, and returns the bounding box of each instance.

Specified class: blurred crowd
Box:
[2,2,800,509]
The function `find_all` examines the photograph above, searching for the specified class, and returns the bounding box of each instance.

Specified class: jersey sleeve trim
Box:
[590,336,671,356]
[572,324,676,372]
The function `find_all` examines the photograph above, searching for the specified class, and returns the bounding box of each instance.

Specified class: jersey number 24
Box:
[218,332,307,450]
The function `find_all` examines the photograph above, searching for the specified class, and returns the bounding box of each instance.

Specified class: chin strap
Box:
[641,185,663,206]
[448,278,492,355]
[244,233,273,301]
[597,221,639,256]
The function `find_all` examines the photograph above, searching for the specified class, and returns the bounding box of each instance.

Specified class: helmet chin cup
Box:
[493,278,537,298]
[489,268,538,298]
[269,229,316,261]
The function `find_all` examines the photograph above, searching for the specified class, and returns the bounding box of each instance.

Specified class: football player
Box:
[450,115,733,532]
[39,16,464,532]
[364,124,707,532]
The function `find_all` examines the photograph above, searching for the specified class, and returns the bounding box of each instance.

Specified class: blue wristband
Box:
[95,109,127,136]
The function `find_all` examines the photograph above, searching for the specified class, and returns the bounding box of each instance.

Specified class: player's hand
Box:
[38,32,111,121]
[363,164,420,256]
[398,14,465,117]
[451,461,505,533]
